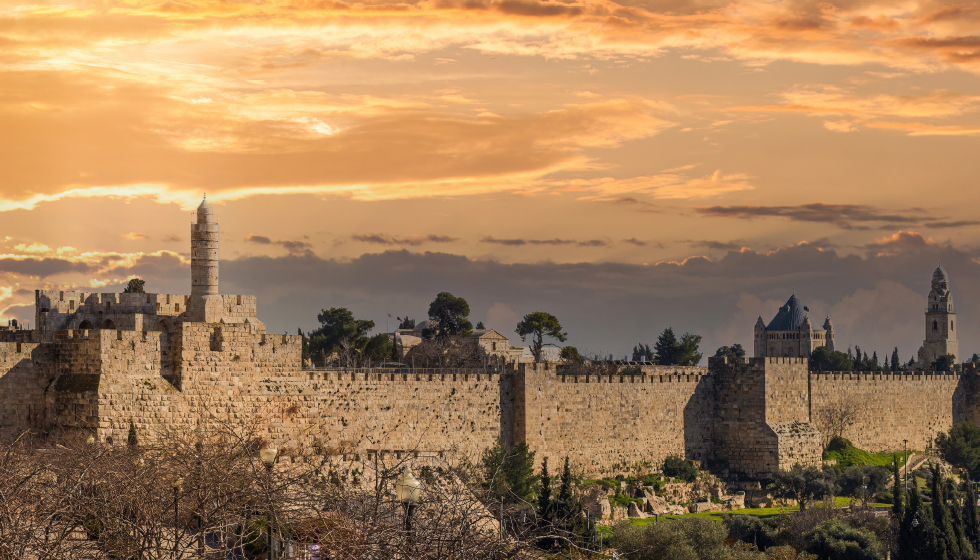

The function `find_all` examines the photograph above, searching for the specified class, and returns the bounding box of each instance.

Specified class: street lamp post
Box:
[172,477,183,559]
[260,447,279,560]
[395,467,421,535]
[904,439,909,498]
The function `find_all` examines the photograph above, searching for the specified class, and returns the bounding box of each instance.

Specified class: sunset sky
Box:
[2,0,980,361]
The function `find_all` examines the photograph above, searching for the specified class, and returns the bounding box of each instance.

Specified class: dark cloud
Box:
[696,203,924,229]
[481,236,607,247]
[162,235,182,243]
[247,234,313,255]
[215,236,980,365]
[689,240,747,251]
[279,240,313,255]
[351,234,459,246]
[624,238,647,246]
[0,258,92,278]
[923,220,980,229]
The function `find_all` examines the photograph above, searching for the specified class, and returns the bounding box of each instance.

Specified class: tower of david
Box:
[0,200,978,479]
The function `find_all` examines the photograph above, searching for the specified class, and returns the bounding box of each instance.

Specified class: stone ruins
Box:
[0,199,977,479]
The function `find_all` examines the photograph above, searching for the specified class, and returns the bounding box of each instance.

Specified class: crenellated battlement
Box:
[810,370,963,381]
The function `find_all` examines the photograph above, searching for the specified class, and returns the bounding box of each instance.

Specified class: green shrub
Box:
[827,437,853,453]
[610,493,643,509]
[610,517,737,560]
[723,514,780,550]
[874,491,892,504]
[664,456,699,483]
[641,473,666,493]
[805,518,883,560]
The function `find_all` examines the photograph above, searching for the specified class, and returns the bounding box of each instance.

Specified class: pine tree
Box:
[892,347,901,371]
[893,456,905,521]
[504,441,539,507]
[872,351,880,370]
[965,473,980,551]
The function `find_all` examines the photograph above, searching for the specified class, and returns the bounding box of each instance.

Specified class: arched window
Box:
[102,319,116,330]
[933,320,938,331]
[157,320,170,333]
[78,320,93,330]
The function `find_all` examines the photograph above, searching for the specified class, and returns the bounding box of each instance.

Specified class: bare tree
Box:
[404,336,483,368]
[815,395,865,447]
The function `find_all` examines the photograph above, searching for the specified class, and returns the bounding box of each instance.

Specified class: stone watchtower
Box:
[918,264,959,367]
[189,196,222,322]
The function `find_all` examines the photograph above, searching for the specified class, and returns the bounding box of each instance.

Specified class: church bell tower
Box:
[918,264,958,367]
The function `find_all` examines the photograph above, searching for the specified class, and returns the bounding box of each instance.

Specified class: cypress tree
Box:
[948,478,972,558]
[537,458,555,550]
[893,456,905,521]
[556,457,573,519]
[901,476,932,560]
[554,457,588,549]
[127,421,138,447]
[931,463,958,560]
[965,473,980,551]
[892,347,901,371]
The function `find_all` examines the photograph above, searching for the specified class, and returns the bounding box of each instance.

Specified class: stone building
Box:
[918,264,959,367]
[2,201,979,481]
[394,325,525,364]
[753,294,834,358]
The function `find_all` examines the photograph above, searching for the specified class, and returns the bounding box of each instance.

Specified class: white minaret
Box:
[191,196,219,296]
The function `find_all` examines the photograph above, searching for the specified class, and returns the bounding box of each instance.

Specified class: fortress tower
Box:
[189,196,222,322]
[918,264,959,367]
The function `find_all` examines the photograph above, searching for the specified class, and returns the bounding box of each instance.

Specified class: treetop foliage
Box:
[515,311,567,363]
[123,278,146,293]
[308,307,377,366]
[936,421,980,481]
[809,346,854,372]
[427,292,472,338]
[714,344,746,361]
[653,328,703,366]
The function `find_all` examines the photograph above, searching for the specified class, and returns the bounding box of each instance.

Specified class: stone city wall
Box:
[7,322,980,479]
[809,370,969,453]
[516,363,714,477]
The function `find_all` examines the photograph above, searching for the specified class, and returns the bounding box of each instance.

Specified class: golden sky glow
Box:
[2,0,980,359]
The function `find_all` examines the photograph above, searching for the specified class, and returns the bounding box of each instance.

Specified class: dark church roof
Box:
[766,294,810,331]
